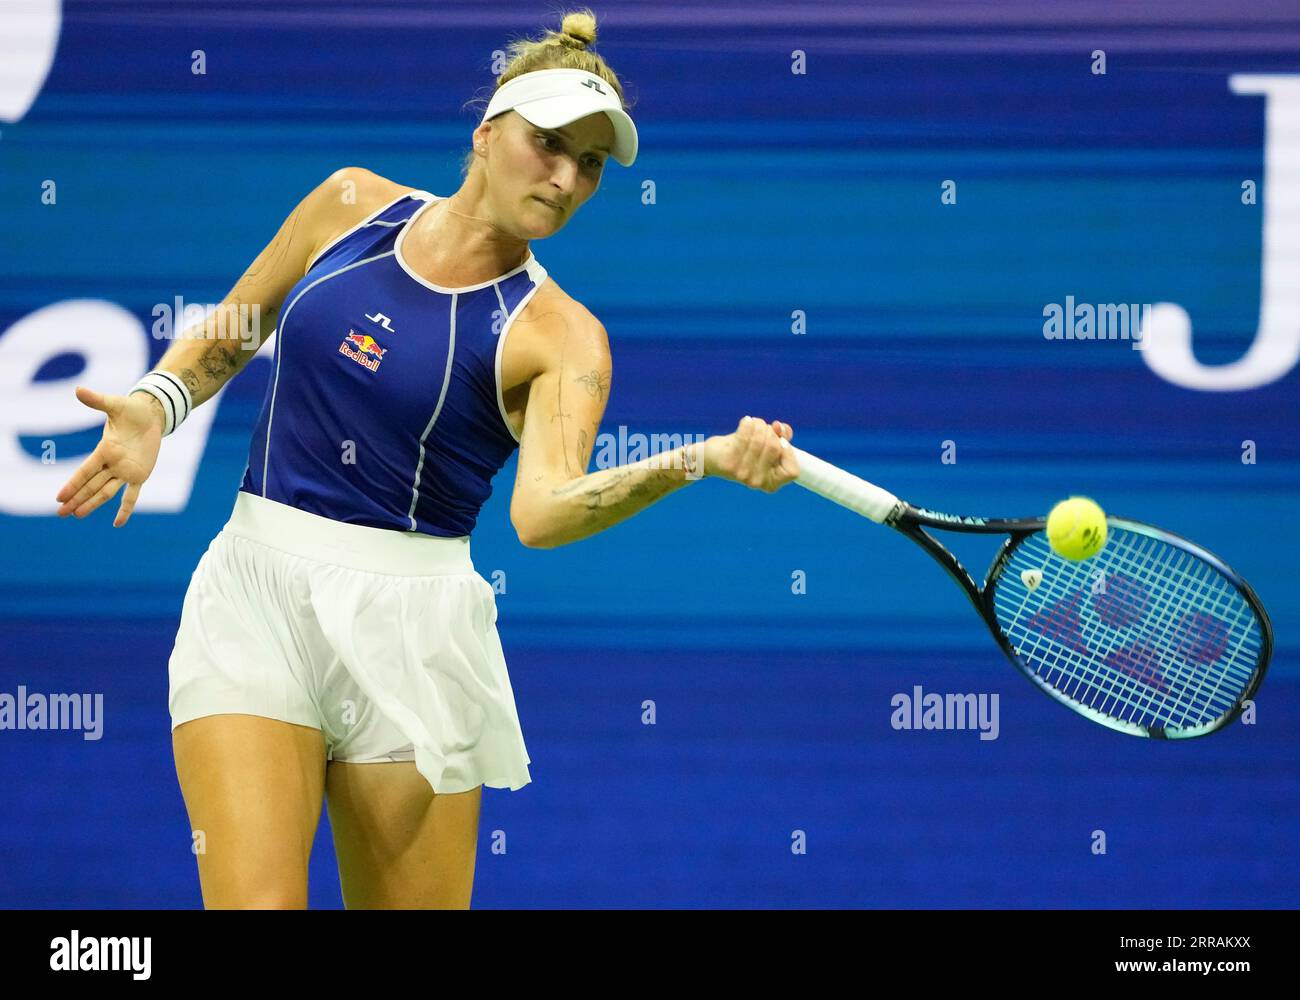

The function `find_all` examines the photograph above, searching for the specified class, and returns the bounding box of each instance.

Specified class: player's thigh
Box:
[172,713,327,909]
[325,760,482,909]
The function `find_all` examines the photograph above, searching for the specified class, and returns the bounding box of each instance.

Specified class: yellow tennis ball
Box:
[1046,496,1108,560]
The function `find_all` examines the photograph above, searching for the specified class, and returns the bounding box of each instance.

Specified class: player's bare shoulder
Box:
[500,276,611,423]
[516,276,609,364]
[303,167,417,270]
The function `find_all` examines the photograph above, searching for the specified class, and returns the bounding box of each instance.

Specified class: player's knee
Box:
[207,888,307,910]
[201,869,309,910]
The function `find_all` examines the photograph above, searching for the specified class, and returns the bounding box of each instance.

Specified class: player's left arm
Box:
[508,307,699,548]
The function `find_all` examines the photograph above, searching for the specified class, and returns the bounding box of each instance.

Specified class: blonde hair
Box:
[460,8,633,180]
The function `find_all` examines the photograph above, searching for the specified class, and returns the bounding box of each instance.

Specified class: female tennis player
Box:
[53,9,800,909]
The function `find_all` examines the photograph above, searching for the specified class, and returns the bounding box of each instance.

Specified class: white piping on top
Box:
[305,189,431,271]
[407,293,459,530]
[493,257,550,445]
[261,251,394,496]
[394,193,541,294]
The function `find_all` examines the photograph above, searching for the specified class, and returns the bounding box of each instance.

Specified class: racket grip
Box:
[791,447,901,524]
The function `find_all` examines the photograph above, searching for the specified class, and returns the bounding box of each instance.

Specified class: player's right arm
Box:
[54,166,408,526]
[161,165,406,410]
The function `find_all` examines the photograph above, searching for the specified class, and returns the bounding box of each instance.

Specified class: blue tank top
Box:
[238,190,548,537]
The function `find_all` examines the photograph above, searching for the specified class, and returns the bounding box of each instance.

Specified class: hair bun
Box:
[559,10,597,48]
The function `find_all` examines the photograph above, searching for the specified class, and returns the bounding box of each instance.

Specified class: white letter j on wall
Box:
[1141,75,1300,391]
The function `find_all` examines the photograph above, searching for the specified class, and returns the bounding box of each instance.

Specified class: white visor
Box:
[481,68,637,167]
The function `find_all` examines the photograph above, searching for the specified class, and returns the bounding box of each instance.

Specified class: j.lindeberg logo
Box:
[580,78,607,95]
[364,311,395,333]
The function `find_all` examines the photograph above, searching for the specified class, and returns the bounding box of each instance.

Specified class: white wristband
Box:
[128,370,192,436]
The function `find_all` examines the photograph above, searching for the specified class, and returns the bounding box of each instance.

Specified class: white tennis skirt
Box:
[168,491,531,794]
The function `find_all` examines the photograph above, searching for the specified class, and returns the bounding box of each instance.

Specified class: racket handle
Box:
[791,447,901,524]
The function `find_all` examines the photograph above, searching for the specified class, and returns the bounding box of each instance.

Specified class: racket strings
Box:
[1006,536,1257,729]
[1001,574,1214,729]
[1009,539,1253,729]
[1064,538,1254,716]
[991,528,1262,734]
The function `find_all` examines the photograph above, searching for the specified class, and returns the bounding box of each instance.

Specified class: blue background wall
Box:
[1,0,1297,907]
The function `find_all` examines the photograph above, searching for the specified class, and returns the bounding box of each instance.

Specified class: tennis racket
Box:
[791,448,1272,739]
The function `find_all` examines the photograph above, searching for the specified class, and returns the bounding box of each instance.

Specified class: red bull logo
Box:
[339,329,387,372]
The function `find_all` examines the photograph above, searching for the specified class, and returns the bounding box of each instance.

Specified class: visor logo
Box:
[580,79,607,95]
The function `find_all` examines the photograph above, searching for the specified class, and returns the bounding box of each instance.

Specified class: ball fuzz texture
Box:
[1046,496,1108,561]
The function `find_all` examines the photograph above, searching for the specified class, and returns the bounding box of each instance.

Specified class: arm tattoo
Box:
[197,341,240,381]
[551,340,575,477]
[155,201,303,413]
[575,369,610,400]
[574,427,589,475]
[551,465,680,516]
[171,338,245,409]
[242,202,302,286]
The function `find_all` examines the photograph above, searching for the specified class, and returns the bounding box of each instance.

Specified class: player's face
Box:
[483,111,613,237]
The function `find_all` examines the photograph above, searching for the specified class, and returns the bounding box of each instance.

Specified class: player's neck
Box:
[406,192,530,283]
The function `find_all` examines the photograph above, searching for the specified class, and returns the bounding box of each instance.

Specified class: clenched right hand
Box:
[702,415,800,493]
[55,386,165,527]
